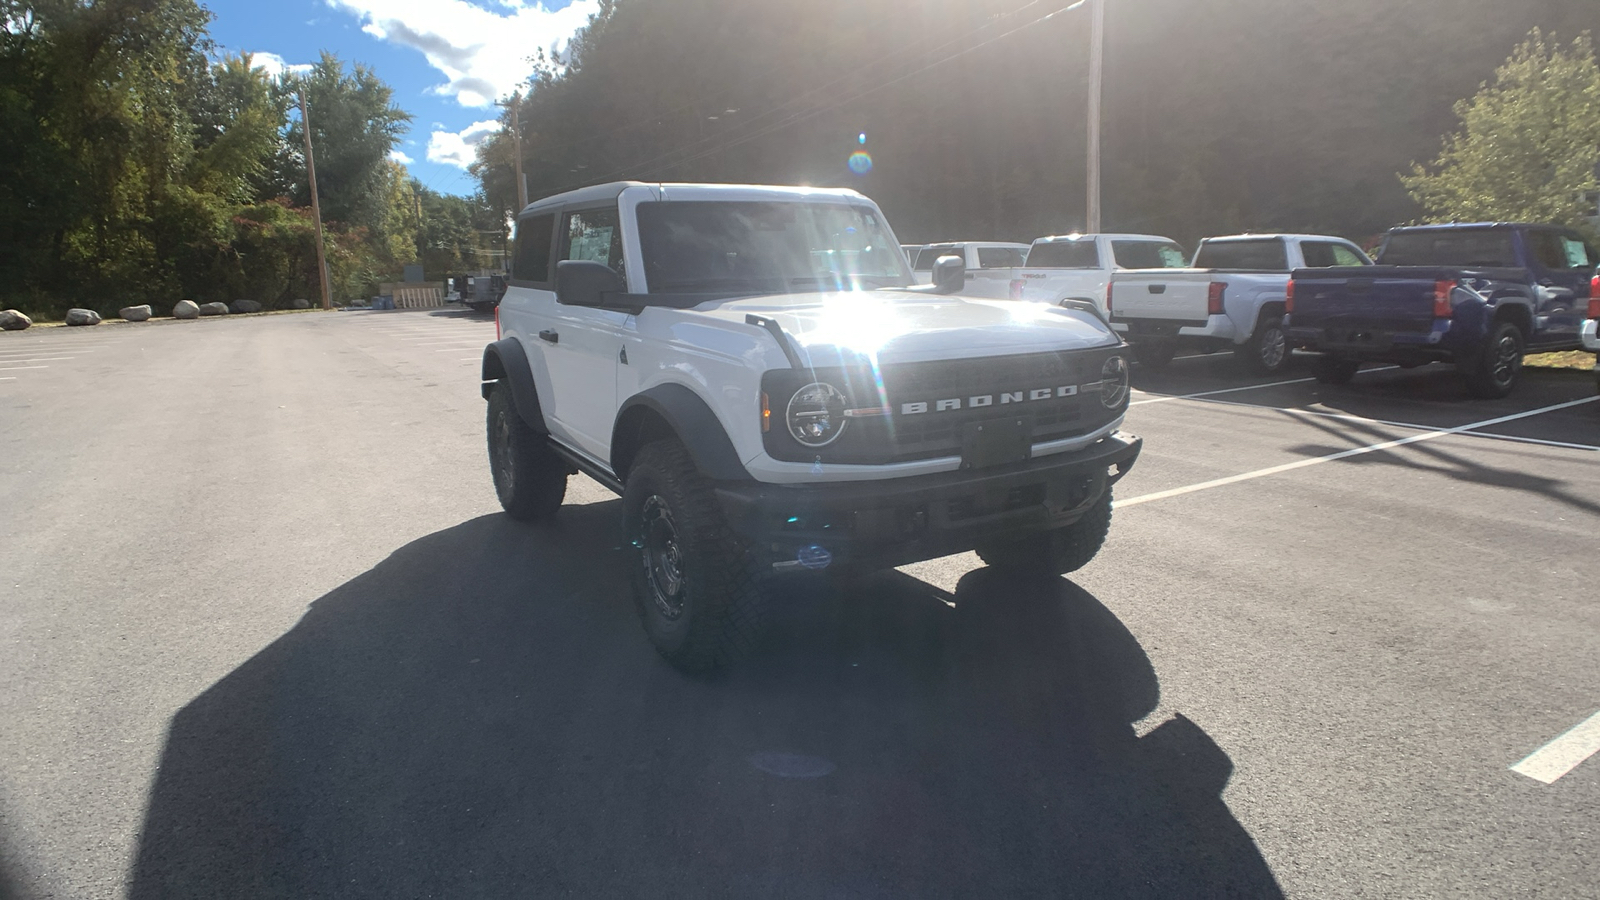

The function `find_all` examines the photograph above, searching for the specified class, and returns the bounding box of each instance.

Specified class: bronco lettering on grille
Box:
[900,384,1081,415]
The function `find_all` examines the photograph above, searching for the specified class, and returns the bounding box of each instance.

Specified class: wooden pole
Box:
[510,93,528,211]
[299,89,333,310]
[1086,0,1104,233]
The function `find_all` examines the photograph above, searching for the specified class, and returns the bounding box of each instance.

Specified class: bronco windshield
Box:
[638,200,913,293]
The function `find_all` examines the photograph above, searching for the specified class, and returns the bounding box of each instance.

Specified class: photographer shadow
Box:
[129,508,1281,899]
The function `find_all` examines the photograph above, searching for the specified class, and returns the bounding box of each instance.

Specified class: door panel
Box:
[543,206,629,461]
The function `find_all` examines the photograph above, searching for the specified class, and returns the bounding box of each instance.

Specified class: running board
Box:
[545,438,624,495]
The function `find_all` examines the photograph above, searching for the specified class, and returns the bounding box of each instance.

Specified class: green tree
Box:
[1404,30,1600,229]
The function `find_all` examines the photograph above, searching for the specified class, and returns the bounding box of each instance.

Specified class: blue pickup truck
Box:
[1285,223,1598,398]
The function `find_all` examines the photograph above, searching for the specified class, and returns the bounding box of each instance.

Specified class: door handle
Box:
[538,330,559,344]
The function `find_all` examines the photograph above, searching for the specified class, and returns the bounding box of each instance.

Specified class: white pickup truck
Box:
[482,183,1141,670]
[959,233,1188,311]
[910,241,1030,284]
[1107,234,1371,373]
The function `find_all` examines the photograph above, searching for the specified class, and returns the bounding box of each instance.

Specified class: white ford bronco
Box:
[481,183,1141,670]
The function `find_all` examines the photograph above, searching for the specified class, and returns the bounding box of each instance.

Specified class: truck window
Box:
[637,200,909,294]
[1026,241,1098,268]
[561,207,625,272]
[976,247,1026,268]
[1300,241,1370,268]
[1111,240,1187,268]
[915,245,963,271]
[1193,239,1288,270]
[1379,229,1516,267]
[1527,230,1600,270]
[511,214,556,283]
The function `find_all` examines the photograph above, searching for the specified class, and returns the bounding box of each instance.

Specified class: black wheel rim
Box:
[1260,325,1287,369]
[1491,333,1520,386]
[640,495,686,620]
[493,408,515,494]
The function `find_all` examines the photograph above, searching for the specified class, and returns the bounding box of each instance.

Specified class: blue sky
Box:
[203,0,599,195]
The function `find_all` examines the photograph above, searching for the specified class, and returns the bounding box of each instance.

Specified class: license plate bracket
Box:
[961,417,1033,469]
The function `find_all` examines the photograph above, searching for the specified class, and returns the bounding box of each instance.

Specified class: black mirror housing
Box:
[932,255,966,294]
[556,259,626,307]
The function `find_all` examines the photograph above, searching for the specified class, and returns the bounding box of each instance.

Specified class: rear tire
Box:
[1312,355,1360,385]
[1236,314,1290,374]
[1132,341,1176,369]
[1462,320,1524,399]
[487,384,567,521]
[976,489,1113,577]
[622,440,768,672]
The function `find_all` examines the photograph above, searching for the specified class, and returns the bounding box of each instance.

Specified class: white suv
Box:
[482,183,1141,670]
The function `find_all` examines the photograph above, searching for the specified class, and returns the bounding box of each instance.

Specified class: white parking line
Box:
[1130,376,1314,406]
[0,365,47,371]
[1114,396,1600,509]
[1188,397,1600,452]
[0,356,73,363]
[1512,710,1600,784]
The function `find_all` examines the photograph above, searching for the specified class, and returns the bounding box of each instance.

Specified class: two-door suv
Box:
[481,183,1140,670]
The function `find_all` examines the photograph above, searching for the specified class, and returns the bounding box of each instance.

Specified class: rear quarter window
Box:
[511,214,557,284]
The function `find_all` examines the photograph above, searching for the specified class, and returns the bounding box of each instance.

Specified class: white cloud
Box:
[390,149,415,165]
[249,51,313,79]
[428,119,502,168]
[329,0,600,107]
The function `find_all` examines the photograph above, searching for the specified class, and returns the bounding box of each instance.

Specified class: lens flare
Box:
[847,151,873,175]
[858,132,867,145]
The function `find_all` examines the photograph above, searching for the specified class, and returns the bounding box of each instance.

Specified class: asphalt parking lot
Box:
[1,310,1596,899]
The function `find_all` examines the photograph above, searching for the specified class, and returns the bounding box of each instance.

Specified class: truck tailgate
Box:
[1288,266,1455,334]
[1109,271,1212,322]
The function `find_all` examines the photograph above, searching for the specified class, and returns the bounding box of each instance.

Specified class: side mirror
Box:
[556,259,626,307]
[932,255,966,295]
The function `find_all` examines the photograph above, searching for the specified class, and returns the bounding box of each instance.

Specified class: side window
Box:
[1557,232,1599,270]
[1331,244,1369,267]
[1527,231,1568,270]
[511,214,555,284]
[561,207,625,272]
[1300,242,1337,268]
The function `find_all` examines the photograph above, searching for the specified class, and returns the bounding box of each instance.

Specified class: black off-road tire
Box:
[1462,320,1524,399]
[622,439,768,672]
[1236,314,1290,374]
[1312,355,1361,385]
[487,384,567,521]
[1132,341,1176,369]
[976,488,1114,577]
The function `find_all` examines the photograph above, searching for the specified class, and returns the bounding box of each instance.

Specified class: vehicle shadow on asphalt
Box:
[128,507,1283,899]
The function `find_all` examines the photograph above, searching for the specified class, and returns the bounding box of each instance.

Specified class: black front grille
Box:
[761,347,1126,465]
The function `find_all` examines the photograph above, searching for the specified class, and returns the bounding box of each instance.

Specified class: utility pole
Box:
[1086,0,1104,233]
[510,93,528,210]
[298,88,333,310]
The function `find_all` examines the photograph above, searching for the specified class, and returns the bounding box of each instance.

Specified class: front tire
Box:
[976,488,1113,577]
[1463,320,1523,399]
[1312,355,1361,385]
[487,384,567,521]
[1236,314,1290,374]
[1132,341,1176,369]
[622,440,768,672]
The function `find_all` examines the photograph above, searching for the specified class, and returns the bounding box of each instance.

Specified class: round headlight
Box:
[1100,355,1129,408]
[786,382,849,447]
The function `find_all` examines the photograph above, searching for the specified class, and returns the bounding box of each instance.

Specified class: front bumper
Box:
[715,432,1141,573]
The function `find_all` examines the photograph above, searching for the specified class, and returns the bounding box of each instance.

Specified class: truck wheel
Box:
[1312,355,1360,385]
[622,439,768,672]
[976,488,1113,577]
[1236,315,1290,374]
[487,384,567,521]
[1463,321,1524,399]
[1132,341,1176,369]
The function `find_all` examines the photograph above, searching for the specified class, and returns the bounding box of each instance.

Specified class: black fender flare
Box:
[611,383,752,483]
[480,338,547,434]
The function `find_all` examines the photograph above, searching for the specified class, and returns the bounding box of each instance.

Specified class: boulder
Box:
[230,299,263,314]
[0,309,31,331]
[120,304,153,322]
[199,302,229,317]
[64,308,102,326]
[291,298,311,310]
[172,300,200,320]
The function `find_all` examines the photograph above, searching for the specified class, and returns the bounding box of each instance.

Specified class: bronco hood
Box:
[692,291,1119,366]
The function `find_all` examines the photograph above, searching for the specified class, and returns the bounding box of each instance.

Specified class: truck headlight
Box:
[786,382,849,447]
[1100,356,1129,408]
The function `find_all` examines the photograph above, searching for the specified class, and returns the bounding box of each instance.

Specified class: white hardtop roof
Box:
[1032,233,1177,244]
[519,181,870,216]
[921,240,1030,249]
[1200,233,1355,243]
